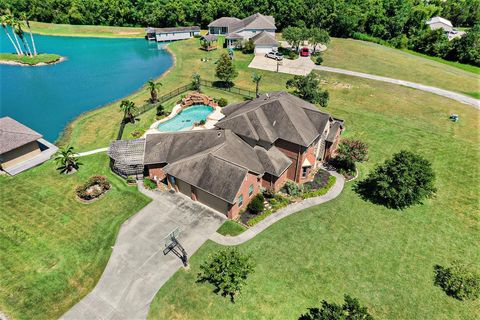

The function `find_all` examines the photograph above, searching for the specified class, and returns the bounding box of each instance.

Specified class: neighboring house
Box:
[145,26,200,42]
[426,16,465,41]
[108,92,343,219]
[0,117,58,175]
[208,13,278,53]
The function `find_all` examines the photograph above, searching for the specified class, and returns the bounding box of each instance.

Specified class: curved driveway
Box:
[248,55,480,109]
[211,170,345,246]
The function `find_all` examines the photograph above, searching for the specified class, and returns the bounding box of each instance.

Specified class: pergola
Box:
[108,138,145,179]
[200,34,218,51]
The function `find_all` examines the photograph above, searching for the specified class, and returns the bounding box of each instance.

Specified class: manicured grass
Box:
[148,66,479,318]
[29,21,144,38]
[0,53,62,65]
[0,154,151,320]
[322,38,480,97]
[216,221,246,236]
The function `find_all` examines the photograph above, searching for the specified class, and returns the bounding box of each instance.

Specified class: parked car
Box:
[300,47,310,57]
[265,51,283,61]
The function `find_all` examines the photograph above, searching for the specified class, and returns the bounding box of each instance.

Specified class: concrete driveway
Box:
[61,185,225,320]
[248,54,314,75]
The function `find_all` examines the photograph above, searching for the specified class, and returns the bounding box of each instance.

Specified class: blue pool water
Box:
[157,104,214,132]
[0,34,173,141]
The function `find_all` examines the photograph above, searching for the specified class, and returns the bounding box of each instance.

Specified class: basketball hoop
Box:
[163,227,188,267]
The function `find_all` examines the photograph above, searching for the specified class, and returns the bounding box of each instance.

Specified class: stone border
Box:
[210,170,345,245]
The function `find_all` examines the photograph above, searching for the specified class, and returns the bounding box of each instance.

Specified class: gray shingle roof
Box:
[208,17,241,28]
[0,117,42,154]
[208,13,276,32]
[254,145,291,176]
[144,129,265,204]
[217,92,333,147]
[251,31,279,46]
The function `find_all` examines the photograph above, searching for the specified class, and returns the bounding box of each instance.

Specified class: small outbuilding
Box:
[0,117,58,175]
[146,26,200,42]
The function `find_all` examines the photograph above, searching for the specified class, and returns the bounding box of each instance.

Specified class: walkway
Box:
[248,55,480,108]
[76,147,109,157]
[211,170,345,246]
[61,185,225,320]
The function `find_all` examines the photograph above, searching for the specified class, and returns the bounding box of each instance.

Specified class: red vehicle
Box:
[300,47,310,57]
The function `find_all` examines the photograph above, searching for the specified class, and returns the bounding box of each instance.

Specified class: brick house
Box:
[108,92,343,219]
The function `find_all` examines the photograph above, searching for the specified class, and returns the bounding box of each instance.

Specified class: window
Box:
[238,194,244,207]
[302,166,309,178]
[248,184,254,197]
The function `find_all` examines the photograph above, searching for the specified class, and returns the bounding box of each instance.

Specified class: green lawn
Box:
[0,53,62,65]
[216,221,247,237]
[322,38,480,97]
[0,154,151,320]
[147,58,479,318]
[29,21,144,38]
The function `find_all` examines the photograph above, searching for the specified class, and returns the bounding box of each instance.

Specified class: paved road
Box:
[61,185,225,320]
[248,55,480,108]
[313,65,480,109]
[211,170,345,246]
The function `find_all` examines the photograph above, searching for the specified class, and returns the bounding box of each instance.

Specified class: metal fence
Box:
[116,80,257,140]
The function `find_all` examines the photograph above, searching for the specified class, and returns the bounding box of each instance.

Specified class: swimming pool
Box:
[157,104,214,132]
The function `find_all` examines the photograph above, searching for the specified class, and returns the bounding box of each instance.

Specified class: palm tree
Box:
[147,79,162,103]
[54,146,82,174]
[21,13,37,56]
[14,19,32,56]
[8,15,24,55]
[252,72,262,98]
[119,100,138,123]
[0,14,21,55]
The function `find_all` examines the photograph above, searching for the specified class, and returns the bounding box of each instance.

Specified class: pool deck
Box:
[145,103,224,135]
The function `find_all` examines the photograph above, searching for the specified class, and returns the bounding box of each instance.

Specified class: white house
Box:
[146,26,200,42]
[426,16,465,41]
[208,13,278,53]
[426,16,454,32]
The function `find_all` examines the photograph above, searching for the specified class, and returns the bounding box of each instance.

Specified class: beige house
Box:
[0,117,57,175]
[426,16,465,41]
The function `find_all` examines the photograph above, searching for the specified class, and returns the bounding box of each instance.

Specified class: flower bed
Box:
[76,176,111,202]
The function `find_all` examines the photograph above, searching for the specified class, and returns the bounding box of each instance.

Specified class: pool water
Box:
[157,104,214,132]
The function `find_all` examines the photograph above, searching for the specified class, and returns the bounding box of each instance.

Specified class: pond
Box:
[0,35,173,141]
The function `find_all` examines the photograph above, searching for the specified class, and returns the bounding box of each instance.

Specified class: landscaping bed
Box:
[76,175,111,202]
[240,169,336,227]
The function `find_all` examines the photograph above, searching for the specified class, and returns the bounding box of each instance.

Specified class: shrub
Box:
[197,249,255,302]
[126,176,136,184]
[156,104,165,116]
[217,97,228,107]
[191,73,201,91]
[199,119,206,125]
[76,176,110,201]
[286,72,329,107]
[334,138,368,173]
[143,178,157,190]
[242,39,255,54]
[299,294,373,320]
[262,188,276,199]
[434,262,480,301]
[283,181,303,197]
[315,54,323,65]
[247,193,265,214]
[354,150,436,209]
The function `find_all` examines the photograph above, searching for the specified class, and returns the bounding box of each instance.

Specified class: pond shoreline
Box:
[0,56,66,67]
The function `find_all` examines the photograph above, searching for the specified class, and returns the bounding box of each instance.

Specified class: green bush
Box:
[354,150,436,209]
[217,97,228,107]
[197,249,255,302]
[126,176,136,184]
[247,193,265,214]
[156,104,165,116]
[242,40,255,54]
[299,294,373,320]
[434,262,480,301]
[283,181,303,197]
[315,54,323,65]
[143,178,157,190]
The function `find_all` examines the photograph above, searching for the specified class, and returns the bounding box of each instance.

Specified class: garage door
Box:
[195,188,229,215]
[255,46,277,54]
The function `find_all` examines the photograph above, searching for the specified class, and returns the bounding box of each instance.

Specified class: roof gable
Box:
[0,117,42,154]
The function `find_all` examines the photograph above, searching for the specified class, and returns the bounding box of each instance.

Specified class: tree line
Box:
[1,0,478,66]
